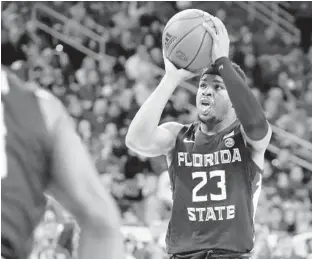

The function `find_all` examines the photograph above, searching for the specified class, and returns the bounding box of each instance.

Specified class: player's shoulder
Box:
[159,121,184,137]
[35,88,71,136]
[214,120,242,143]
[239,121,272,151]
[238,121,272,171]
[161,121,198,141]
[34,88,63,106]
[223,120,242,136]
[35,88,66,116]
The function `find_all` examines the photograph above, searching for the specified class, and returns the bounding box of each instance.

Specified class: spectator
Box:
[3,2,312,258]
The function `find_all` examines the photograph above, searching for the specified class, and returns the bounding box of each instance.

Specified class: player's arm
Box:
[127,120,183,157]
[216,56,271,151]
[203,18,272,153]
[126,57,197,157]
[37,90,124,259]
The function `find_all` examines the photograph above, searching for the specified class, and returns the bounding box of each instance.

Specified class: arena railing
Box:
[31,3,198,96]
[32,3,312,172]
[263,2,296,24]
[254,1,299,38]
[267,144,312,172]
[32,3,109,62]
[233,1,300,42]
[271,125,312,152]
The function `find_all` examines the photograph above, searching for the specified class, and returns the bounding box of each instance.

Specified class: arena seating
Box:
[2,2,312,258]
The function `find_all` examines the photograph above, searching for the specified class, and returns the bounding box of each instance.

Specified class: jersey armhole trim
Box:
[166,123,190,167]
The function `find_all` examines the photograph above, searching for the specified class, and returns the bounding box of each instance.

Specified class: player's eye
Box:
[214,84,223,90]
[199,83,206,89]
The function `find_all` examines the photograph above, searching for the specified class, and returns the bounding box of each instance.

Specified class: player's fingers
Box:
[182,70,200,80]
[164,57,177,71]
[209,16,221,34]
[163,56,170,68]
[163,50,174,69]
[211,16,226,38]
[190,70,201,78]
[162,49,167,60]
[213,17,229,40]
[202,22,217,42]
[218,18,229,39]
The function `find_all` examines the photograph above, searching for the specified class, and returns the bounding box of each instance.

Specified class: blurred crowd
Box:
[1,1,312,259]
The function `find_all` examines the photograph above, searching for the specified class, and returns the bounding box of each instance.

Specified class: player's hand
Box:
[163,51,199,84]
[202,16,230,63]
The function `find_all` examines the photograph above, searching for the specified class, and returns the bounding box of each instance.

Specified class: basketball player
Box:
[1,67,124,259]
[126,16,271,259]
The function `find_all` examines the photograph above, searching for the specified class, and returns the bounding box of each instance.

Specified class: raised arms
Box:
[203,17,272,169]
[126,58,197,157]
[203,18,272,152]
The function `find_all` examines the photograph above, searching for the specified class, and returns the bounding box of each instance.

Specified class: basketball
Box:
[162,9,216,72]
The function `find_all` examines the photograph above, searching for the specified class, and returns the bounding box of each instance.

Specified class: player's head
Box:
[196,62,246,124]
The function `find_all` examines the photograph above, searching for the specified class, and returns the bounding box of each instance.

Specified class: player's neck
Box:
[200,113,237,136]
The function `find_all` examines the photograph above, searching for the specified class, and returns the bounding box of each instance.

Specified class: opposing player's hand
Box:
[163,51,199,84]
[202,16,230,63]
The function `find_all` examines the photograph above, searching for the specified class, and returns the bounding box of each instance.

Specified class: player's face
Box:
[196,74,233,123]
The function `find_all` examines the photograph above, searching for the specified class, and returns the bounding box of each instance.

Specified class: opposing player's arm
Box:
[127,121,183,157]
[37,90,123,259]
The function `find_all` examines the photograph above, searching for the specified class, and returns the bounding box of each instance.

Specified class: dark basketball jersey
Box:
[1,70,52,259]
[165,121,263,254]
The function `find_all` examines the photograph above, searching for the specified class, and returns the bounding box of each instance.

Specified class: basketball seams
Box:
[163,14,205,53]
[162,9,215,71]
[163,13,204,32]
[184,31,207,70]
[168,22,203,58]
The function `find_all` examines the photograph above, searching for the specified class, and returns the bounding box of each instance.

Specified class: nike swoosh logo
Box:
[183,138,195,143]
[218,64,224,71]
[223,130,234,139]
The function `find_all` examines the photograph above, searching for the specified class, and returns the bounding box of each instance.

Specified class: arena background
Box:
[1,1,312,259]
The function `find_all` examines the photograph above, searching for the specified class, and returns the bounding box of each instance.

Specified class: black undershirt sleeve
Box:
[214,57,269,141]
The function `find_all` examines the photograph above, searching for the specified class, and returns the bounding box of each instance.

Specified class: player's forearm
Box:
[78,224,124,259]
[126,75,178,147]
[215,57,268,140]
[77,197,124,259]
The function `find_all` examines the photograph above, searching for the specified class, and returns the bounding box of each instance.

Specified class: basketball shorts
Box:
[1,237,18,259]
[170,249,251,259]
